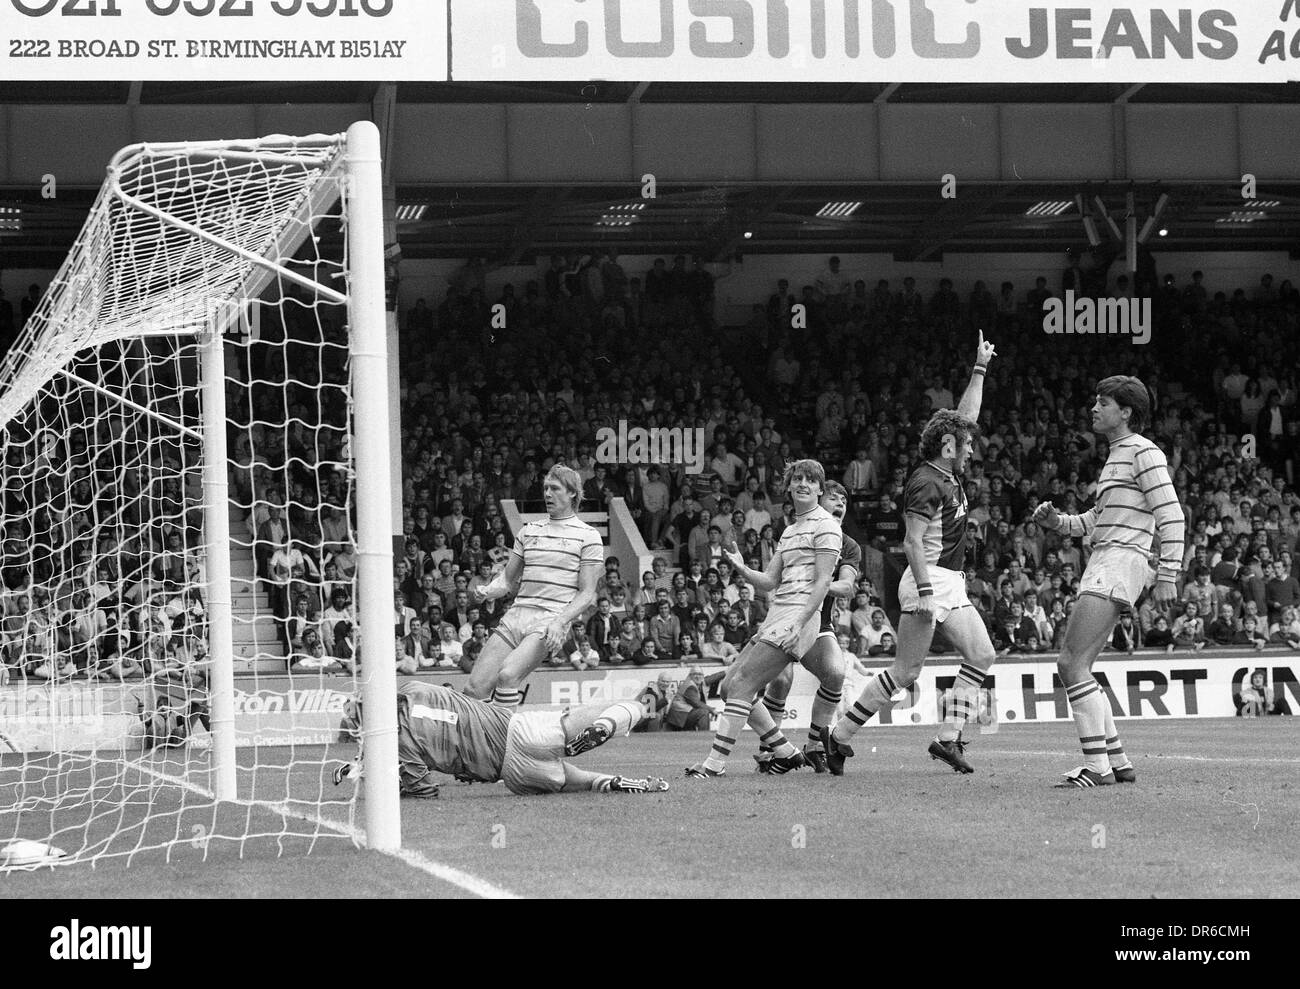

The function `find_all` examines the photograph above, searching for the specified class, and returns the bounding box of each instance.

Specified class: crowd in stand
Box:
[384,249,1300,683]
[3,250,1298,696]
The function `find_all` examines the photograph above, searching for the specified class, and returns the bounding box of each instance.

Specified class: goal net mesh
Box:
[0,133,373,870]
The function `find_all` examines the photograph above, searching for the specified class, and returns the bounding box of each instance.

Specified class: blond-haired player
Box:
[466,465,603,708]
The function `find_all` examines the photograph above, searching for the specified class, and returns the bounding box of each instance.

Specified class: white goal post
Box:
[0,121,400,867]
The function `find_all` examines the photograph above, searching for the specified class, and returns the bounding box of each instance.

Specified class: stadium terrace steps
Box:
[226,511,288,672]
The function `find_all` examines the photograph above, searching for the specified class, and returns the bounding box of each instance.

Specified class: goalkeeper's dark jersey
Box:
[397,681,510,785]
[819,532,863,633]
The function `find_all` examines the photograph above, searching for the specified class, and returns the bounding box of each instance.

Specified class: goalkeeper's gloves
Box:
[332,761,361,785]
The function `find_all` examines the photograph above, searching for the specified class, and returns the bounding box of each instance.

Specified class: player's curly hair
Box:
[919,410,978,462]
[1096,374,1153,433]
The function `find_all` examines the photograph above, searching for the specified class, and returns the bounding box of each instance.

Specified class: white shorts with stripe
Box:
[500,710,567,795]
[756,602,821,660]
[898,566,971,623]
[1077,546,1155,608]
[490,606,552,652]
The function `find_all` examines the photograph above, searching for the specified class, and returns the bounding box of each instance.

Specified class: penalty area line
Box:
[123,754,520,900]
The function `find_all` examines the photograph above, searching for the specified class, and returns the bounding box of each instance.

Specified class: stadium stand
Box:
[1,252,1297,690]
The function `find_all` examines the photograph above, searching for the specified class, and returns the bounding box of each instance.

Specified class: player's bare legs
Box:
[834,612,930,736]
[927,606,997,772]
[749,664,795,768]
[464,633,513,700]
[559,762,668,793]
[799,635,846,767]
[561,699,644,754]
[689,640,792,776]
[559,701,668,792]
[1055,593,1130,786]
[750,635,847,773]
[490,634,552,707]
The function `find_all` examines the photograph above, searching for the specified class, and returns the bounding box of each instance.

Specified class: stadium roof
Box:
[2,81,1299,262]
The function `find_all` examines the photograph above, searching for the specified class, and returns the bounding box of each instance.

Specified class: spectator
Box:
[635,671,673,731]
[632,636,660,666]
[1269,605,1300,649]
[586,596,620,664]
[1237,615,1268,651]
[395,636,417,676]
[1236,669,1289,716]
[1110,612,1142,654]
[1207,604,1239,646]
[613,616,641,663]
[701,623,738,665]
[1170,602,1206,651]
[667,667,712,731]
[568,625,601,670]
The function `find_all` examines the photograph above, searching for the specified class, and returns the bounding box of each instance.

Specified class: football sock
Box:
[747,701,798,758]
[490,687,521,709]
[703,698,754,773]
[1102,700,1131,771]
[809,684,841,749]
[591,775,617,792]
[758,690,786,752]
[1065,678,1111,775]
[594,700,641,738]
[832,669,899,744]
[938,663,986,742]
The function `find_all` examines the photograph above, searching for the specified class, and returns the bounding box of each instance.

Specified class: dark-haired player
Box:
[738,481,860,774]
[685,459,840,778]
[826,332,998,775]
[1033,375,1184,788]
[334,679,667,797]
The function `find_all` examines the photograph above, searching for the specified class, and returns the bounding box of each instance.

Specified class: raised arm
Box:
[955,330,997,420]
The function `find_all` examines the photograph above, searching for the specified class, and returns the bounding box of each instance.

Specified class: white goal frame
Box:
[1,120,400,854]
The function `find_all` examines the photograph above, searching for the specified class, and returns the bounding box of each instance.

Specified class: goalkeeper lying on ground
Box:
[334,680,668,797]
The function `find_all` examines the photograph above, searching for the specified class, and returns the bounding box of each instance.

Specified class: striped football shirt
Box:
[509,513,604,615]
[769,505,842,609]
[1060,432,1186,582]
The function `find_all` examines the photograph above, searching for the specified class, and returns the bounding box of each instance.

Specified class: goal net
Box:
[0,122,399,871]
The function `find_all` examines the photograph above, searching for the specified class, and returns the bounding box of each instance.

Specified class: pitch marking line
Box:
[974,749,1300,765]
[125,755,520,900]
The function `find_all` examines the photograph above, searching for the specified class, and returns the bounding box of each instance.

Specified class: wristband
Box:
[973,364,988,375]
[917,584,934,596]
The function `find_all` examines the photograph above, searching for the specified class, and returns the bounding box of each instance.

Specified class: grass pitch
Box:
[2,718,1296,898]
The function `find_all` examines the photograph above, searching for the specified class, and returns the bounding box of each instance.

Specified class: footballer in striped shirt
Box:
[1033,375,1186,789]
[466,465,603,708]
[685,459,842,779]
